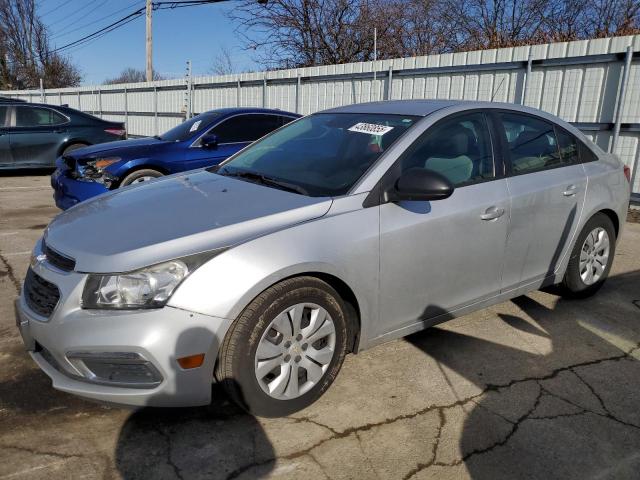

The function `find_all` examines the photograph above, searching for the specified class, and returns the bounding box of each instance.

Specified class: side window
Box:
[579,141,598,163]
[15,106,67,127]
[400,112,494,187]
[212,114,282,143]
[0,106,7,127]
[555,127,579,164]
[499,113,561,174]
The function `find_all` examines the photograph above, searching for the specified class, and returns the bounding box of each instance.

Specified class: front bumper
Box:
[16,253,233,407]
[51,167,109,210]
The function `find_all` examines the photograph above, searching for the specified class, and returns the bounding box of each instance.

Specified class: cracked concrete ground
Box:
[1,172,639,480]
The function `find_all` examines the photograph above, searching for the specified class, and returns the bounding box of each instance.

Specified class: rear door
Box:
[184,114,292,170]
[497,111,587,290]
[0,106,11,166]
[9,105,70,167]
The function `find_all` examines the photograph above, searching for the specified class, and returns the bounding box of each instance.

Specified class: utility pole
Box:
[185,59,193,119]
[146,0,153,82]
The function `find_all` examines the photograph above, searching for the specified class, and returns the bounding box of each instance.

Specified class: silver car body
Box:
[16,100,630,406]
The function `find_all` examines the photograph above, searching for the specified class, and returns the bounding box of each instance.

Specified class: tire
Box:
[561,213,616,298]
[119,168,163,187]
[215,276,350,417]
[61,143,88,156]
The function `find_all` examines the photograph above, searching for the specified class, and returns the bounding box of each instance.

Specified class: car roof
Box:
[322,99,552,117]
[204,107,300,117]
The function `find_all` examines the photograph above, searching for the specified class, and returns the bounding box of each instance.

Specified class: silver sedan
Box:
[16,100,630,417]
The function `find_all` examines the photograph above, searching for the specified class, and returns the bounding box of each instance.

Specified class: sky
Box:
[39,0,263,85]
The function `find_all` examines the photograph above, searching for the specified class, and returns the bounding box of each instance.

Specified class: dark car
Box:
[52,107,300,210]
[0,102,126,170]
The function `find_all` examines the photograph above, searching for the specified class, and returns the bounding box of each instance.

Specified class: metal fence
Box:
[3,35,640,196]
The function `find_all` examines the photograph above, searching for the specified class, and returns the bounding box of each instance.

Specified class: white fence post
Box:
[611,46,633,153]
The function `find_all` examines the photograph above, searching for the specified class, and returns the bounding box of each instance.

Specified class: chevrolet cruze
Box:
[16,100,630,417]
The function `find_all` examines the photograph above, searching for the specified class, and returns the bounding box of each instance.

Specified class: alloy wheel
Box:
[254,303,336,400]
[579,227,610,285]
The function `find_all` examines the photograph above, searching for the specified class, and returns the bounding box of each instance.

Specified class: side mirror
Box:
[390,168,454,202]
[201,133,219,149]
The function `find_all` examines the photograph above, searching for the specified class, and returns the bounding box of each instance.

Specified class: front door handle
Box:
[563,185,577,196]
[480,206,505,221]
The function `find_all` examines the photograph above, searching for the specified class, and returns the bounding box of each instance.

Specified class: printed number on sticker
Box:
[348,123,394,136]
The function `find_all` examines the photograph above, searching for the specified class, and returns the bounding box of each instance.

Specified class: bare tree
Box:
[588,0,640,37]
[104,67,165,84]
[439,0,553,49]
[0,0,81,89]
[211,47,236,75]
[230,0,417,68]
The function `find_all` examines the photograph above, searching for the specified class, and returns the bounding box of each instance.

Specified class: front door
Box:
[10,106,69,167]
[378,112,510,337]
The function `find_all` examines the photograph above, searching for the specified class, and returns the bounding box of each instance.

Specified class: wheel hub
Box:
[579,227,610,286]
[254,303,336,400]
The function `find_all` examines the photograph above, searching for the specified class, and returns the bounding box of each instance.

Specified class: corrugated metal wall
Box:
[3,35,640,194]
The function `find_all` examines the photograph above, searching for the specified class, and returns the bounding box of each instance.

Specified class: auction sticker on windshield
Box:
[348,123,394,136]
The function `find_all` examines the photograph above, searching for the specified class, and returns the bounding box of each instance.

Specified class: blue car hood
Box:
[44,170,332,273]
[69,137,167,163]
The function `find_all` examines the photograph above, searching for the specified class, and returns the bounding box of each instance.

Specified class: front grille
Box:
[24,268,60,318]
[44,243,75,272]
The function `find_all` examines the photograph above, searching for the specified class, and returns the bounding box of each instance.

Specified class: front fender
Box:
[168,193,379,348]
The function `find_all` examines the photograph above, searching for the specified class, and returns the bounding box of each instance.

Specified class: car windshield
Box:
[159,112,220,142]
[212,113,418,197]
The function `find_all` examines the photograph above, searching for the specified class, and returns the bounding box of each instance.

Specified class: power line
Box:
[52,0,237,53]
[47,0,105,28]
[51,0,144,39]
[53,8,146,52]
[61,14,145,54]
[39,0,75,18]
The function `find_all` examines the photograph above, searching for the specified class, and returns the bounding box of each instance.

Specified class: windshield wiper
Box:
[219,169,309,196]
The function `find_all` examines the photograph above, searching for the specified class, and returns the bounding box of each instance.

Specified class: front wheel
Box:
[561,213,616,298]
[215,277,350,417]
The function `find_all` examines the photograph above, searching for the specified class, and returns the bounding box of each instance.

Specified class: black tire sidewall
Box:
[120,169,163,187]
[61,143,88,156]
[225,278,349,417]
[564,213,616,296]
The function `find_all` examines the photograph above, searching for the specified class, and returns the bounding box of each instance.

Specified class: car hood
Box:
[44,170,332,273]
[69,137,166,163]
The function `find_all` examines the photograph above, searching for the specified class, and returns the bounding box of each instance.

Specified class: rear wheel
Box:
[119,168,163,187]
[215,277,349,417]
[561,213,616,298]
[61,143,88,156]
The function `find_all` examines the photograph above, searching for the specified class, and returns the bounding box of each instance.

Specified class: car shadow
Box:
[115,328,276,480]
[405,268,640,478]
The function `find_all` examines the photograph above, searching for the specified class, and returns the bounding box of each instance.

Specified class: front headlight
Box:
[78,157,121,186]
[81,251,223,310]
[86,157,121,173]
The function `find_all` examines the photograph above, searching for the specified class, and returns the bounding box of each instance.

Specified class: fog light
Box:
[177,353,205,369]
[67,351,163,389]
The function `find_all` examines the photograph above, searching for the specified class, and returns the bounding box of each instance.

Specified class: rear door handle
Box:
[480,206,505,221]
[563,185,577,196]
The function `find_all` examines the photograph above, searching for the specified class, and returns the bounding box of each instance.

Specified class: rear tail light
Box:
[623,165,631,183]
[105,128,126,137]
